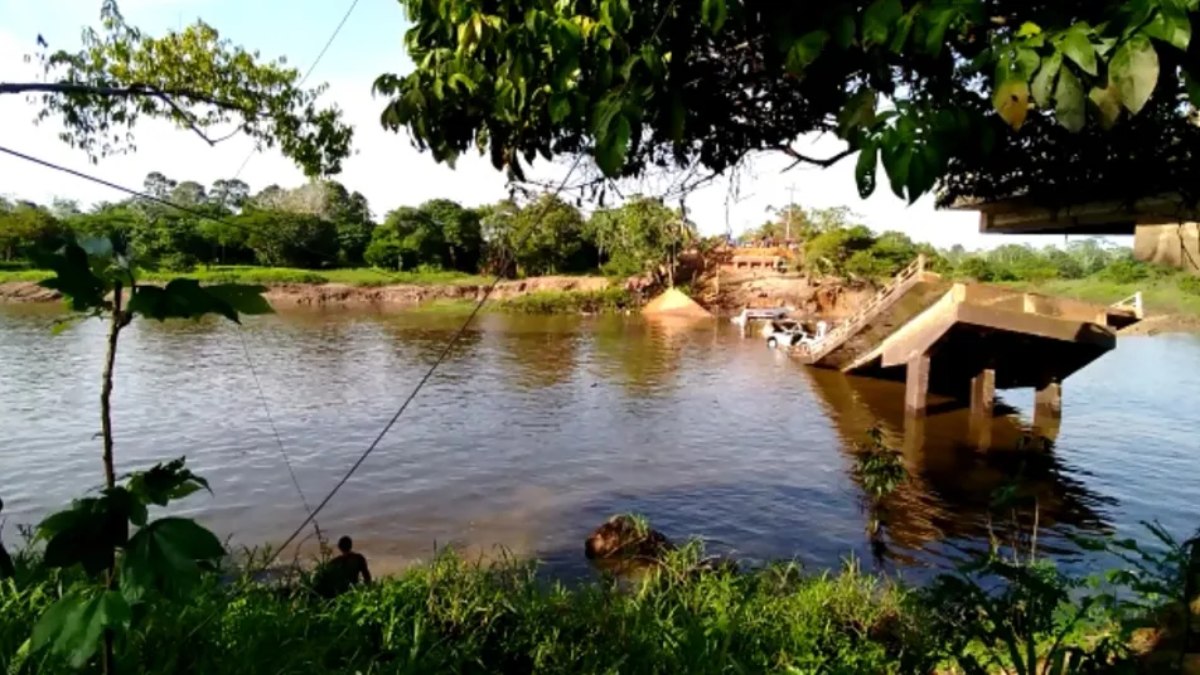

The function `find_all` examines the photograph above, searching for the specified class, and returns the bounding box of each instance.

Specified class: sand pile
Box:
[641,287,712,318]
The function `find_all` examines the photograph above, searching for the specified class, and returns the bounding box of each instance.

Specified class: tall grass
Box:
[1,546,932,674]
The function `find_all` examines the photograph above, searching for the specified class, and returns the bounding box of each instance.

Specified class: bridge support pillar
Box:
[968,368,995,450]
[1034,380,1062,437]
[905,353,931,415]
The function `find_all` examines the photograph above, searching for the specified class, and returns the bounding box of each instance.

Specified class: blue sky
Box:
[0,0,1095,249]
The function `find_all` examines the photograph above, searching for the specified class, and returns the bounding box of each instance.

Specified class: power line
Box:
[269,155,584,560]
[232,0,361,180]
[0,142,336,542]
[0,144,343,268]
[236,327,323,543]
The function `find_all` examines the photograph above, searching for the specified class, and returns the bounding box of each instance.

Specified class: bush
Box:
[1098,257,1151,284]
[501,288,636,314]
[1178,274,1200,296]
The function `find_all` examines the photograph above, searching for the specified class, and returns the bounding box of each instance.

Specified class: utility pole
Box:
[785,184,798,242]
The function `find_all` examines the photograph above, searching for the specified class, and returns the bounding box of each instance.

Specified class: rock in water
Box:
[585,515,674,560]
[641,288,712,318]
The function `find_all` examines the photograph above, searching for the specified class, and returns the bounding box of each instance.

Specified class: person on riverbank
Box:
[0,499,14,580]
[314,536,371,597]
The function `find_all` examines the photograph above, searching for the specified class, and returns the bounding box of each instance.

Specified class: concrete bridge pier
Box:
[967,368,996,450]
[1033,380,1063,439]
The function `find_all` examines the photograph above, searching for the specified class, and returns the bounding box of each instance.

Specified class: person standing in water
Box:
[315,536,371,597]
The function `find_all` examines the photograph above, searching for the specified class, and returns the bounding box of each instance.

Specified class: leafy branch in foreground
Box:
[24,236,271,671]
[5,0,352,176]
[382,0,1199,205]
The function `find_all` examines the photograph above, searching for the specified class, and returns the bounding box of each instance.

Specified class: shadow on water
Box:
[802,367,1117,570]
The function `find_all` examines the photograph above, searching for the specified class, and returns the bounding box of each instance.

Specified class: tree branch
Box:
[777,146,855,172]
[0,81,261,146]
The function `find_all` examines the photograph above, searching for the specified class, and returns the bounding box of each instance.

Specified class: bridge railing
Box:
[1111,291,1144,318]
[794,254,928,361]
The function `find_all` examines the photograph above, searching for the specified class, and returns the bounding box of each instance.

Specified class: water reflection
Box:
[804,368,1116,567]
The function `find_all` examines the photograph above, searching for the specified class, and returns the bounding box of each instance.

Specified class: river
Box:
[1,304,1197,578]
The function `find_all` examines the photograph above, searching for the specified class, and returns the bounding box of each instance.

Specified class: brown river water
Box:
[1,304,1197,579]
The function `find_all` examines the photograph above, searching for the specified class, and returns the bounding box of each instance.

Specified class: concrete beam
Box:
[905,353,931,416]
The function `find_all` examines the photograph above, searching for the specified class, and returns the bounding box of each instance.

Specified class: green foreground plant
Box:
[13,236,270,672]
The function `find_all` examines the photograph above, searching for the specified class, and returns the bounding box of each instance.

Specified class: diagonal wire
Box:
[232,0,361,180]
[236,327,323,543]
[268,155,584,561]
[0,144,337,543]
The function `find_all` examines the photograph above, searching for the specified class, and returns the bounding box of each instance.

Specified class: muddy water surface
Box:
[1,305,1197,578]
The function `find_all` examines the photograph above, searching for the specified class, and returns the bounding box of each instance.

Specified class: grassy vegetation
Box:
[0,546,939,674]
[499,288,637,314]
[1010,276,1200,317]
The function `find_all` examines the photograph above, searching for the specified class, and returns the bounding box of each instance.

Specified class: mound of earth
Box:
[641,287,712,318]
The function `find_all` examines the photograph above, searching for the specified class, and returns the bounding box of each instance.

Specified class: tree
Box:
[0,201,63,260]
[480,195,594,276]
[238,210,338,268]
[5,1,351,176]
[588,196,693,282]
[806,224,876,276]
[422,199,483,272]
[365,206,437,271]
[380,1,1199,208]
[209,179,251,213]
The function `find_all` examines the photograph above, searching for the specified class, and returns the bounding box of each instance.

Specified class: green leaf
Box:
[863,0,902,48]
[1031,51,1062,107]
[1017,22,1042,38]
[832,12,856,49]
[700,0,727,33]
[33,241,110,313]
[920,6,957,55]
[1185,69,1200,105]
[447,72,476,94]
[38,491,137,576]
[1055,67,1086,132]
[125,457,211,508]
[595,113,631,175]
[889,8,917,52]
[1089,82,1122,129]
[1145,5,1192,51]
[549,93,572,123]
[880,138,913,200]
[838,88,878,137]
[855,140,878,199]
[32,590,131,669]
[121,517,224,602]
[785,30,829,75]
[128,278,249,323]
[1061,26,1097,76]
[1110,35,1160,114]
[203,284,273,317]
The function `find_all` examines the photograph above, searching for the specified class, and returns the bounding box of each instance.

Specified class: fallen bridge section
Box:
[794,258,1142,436]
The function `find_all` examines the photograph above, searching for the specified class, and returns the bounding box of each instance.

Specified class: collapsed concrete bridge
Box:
[792,256,1143,437]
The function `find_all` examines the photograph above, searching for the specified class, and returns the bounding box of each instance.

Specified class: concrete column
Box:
[970,369,996,419]
[1034,380,1062,439]
[905,353,931,416]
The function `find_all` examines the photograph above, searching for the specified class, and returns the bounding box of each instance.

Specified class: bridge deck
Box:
[794,257,1143,405]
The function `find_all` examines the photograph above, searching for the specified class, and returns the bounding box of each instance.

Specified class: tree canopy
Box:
[4,1,352,176]
[379,0,1200,209]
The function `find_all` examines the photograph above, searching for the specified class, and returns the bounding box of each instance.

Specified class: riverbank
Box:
[3,539,1192,674]
[6,265,1200,332]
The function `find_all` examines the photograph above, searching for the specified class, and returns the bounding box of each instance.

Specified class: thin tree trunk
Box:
[99,283,125,675]
[100,284,124,489]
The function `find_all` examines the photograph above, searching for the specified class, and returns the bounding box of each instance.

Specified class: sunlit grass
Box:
[1,545,933,674]
[1006,275,1200,316]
